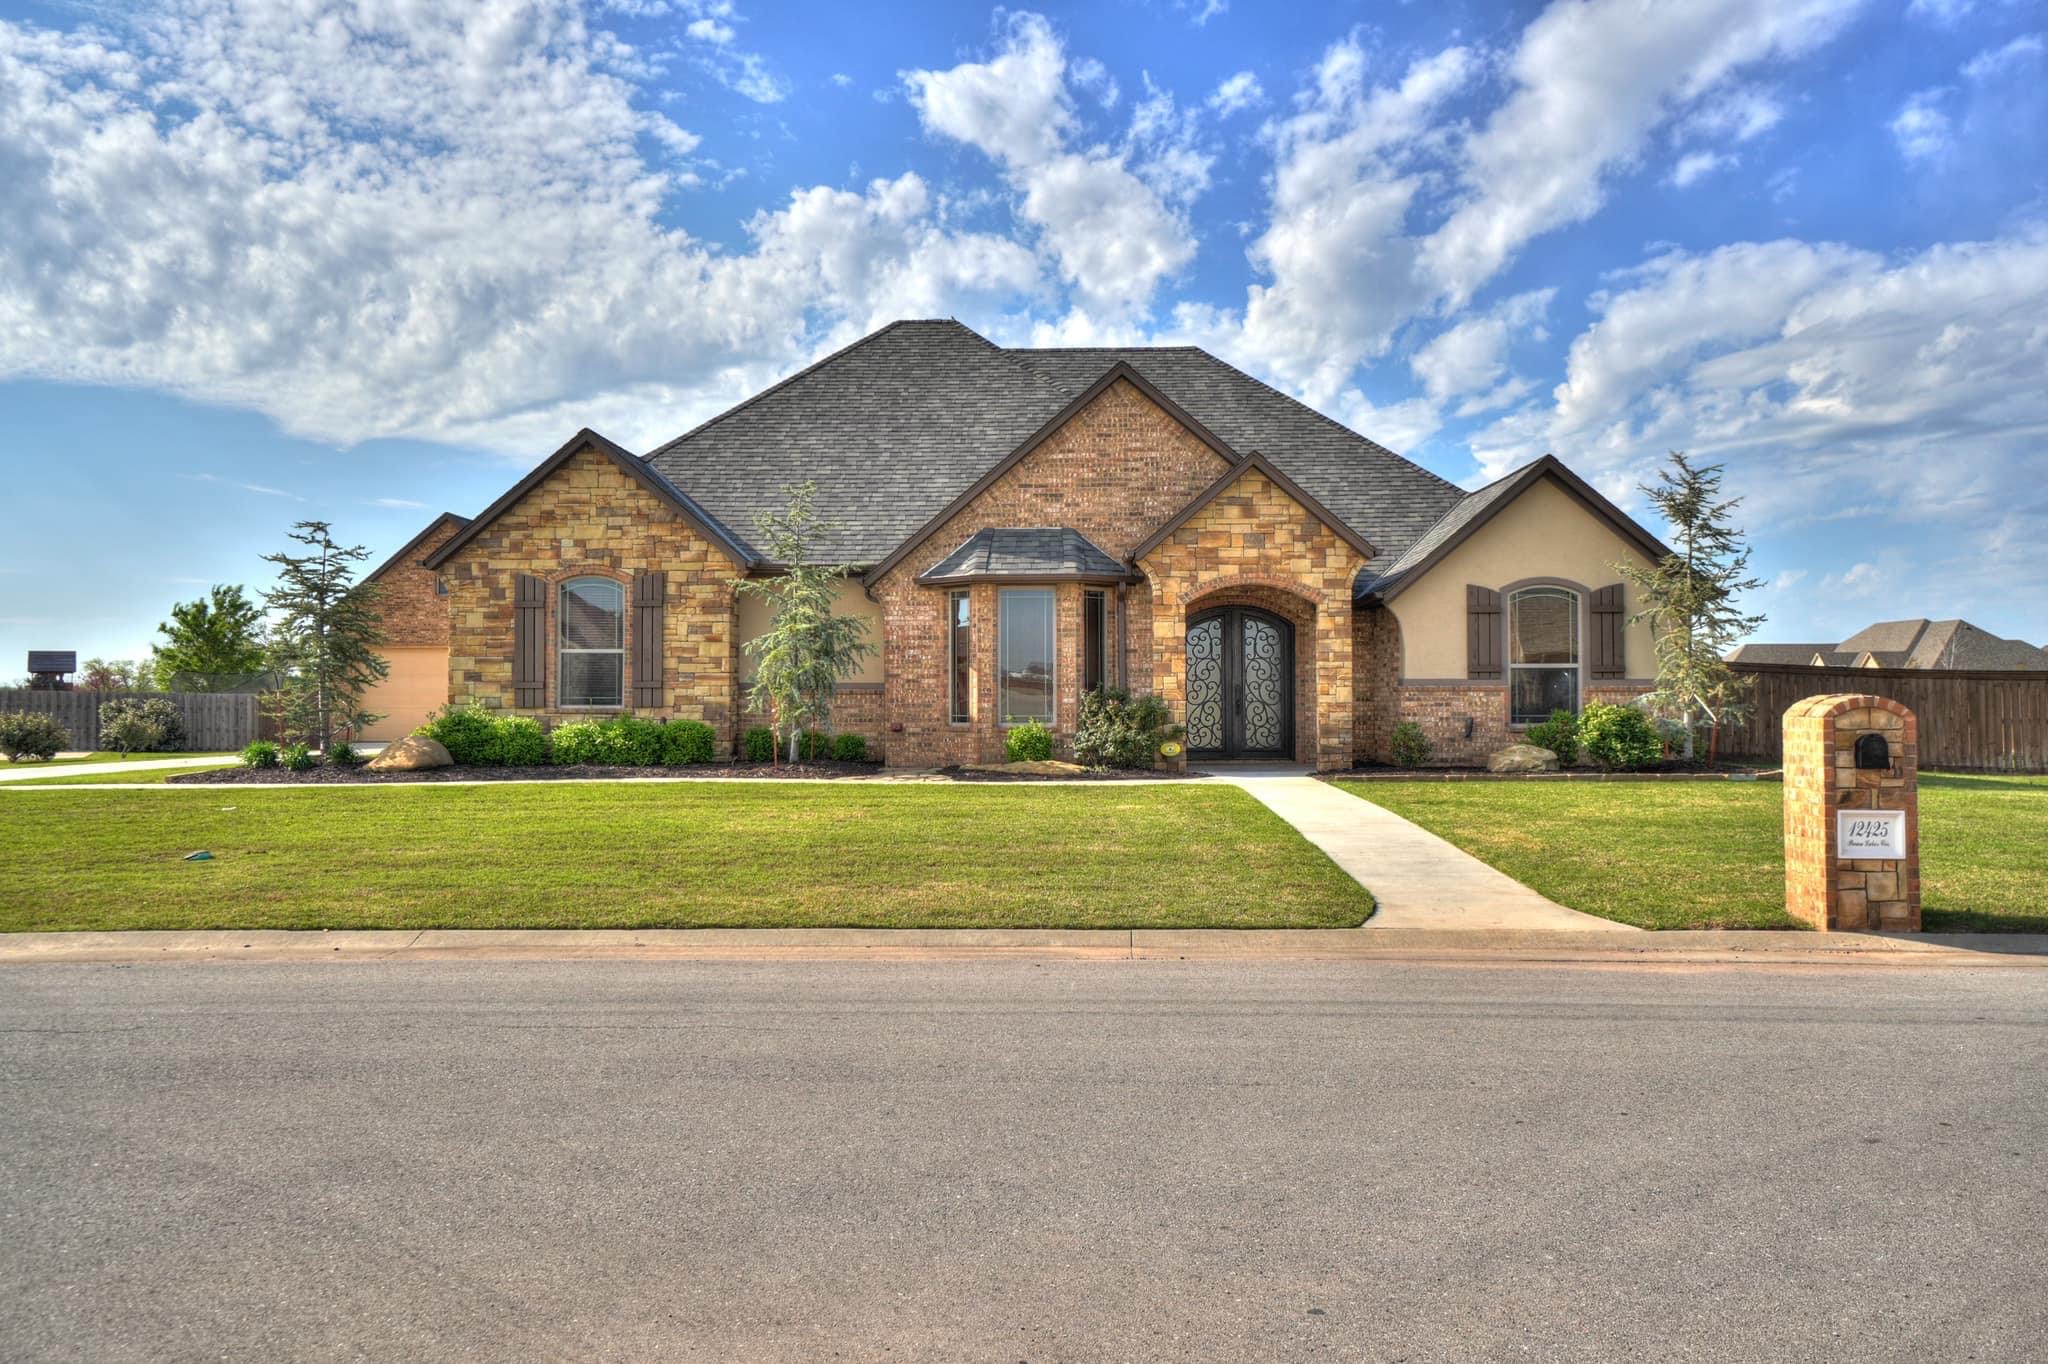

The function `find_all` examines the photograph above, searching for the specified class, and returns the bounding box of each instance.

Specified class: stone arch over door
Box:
[1179,583,1320,764]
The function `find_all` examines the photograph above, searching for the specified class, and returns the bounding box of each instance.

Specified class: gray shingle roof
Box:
[642,320,1466,570]
[917,528,1132,583]
[1727,643,1830,665]
[1729,620,2048,670]
[1352,462,1534,599]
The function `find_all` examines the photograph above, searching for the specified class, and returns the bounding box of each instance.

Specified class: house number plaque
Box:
[1837,809,1905,860]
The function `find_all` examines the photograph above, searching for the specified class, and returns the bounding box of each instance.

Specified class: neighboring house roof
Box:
[643,319,1468,574]
[425,429,759,571]
[366,512,472,584]
[917,528,1135,585]
[1730,619,2048,670]
[1354,454,1673,602]
[1727,643,1832,665]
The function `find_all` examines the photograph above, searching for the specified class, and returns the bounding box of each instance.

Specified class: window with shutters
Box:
[1508,586,1579,725]
[560,577,625,707]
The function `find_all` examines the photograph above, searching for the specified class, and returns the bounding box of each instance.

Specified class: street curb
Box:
[2,927,2043,966]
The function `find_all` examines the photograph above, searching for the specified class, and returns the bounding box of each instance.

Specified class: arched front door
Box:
[1185,607,1294,759]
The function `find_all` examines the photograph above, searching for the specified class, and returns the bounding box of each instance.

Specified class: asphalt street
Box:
[2,958,2043,1362]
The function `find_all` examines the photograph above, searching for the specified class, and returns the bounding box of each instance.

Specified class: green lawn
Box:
[6,762,241,786]
[1337,773,2048,932]
[0,784,1373,932]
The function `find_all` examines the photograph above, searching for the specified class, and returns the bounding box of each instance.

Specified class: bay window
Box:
[998,588,1055,724]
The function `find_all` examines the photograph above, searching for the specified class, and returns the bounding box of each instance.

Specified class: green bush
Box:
[490,715,548,766]
[830,732,869,763]
[0,710,70,761]
[1390,720,1431,767]
[326,741,362,767]
[797,729,832,760]
[658,719,716,766]
[547,715,663,766]
[97,697,184,753]
[417,704,500,764]
[1578,702,1664,771]
[1522,709,1580,764]
[548,720,604,765]
[1005,718,1054,763]
[240,740,279,769]
[1072,687,1176,769]
[281,742,316,772]
[742,726,776,762]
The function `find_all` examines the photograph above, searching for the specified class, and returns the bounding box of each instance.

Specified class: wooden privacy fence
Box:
[1720,664,2048,772]
[0,689,260,752]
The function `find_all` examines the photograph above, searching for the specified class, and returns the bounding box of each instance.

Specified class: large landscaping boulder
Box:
[1487,742,1559,774]
[366,736,453,771]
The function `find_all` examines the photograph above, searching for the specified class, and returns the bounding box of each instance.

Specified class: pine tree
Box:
[732,483,877,763]
[151,584,269,690]
[261,522,389,748]
[1613,451,1767,760]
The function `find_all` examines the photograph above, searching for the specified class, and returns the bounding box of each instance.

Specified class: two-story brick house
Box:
[387,319,1668,769]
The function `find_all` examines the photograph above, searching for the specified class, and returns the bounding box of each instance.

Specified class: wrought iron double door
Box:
[1184,607,1294,758]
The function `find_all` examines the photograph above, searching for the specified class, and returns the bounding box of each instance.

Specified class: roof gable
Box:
[424,429,758,571]
[366,512,471,584]
[1130,452,1376,564]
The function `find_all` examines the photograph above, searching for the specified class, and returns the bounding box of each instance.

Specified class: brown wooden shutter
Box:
[631,570,667,709]
[512,573,547,708]
[1467,586,1502,679]
[1591,583,1626,678]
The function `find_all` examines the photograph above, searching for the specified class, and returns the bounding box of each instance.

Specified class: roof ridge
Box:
[645,319,977,460]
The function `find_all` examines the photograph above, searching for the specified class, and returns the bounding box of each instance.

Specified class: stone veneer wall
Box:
[370,517,464,648]
[1137,467,1369,770]
[440,443,741,753]
[870,378,1231,767]
[1783,694,1920,931]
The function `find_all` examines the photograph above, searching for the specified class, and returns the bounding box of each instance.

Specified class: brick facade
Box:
[439,443,742,753]
[1783,694,1921,931]
[369,515,464,647]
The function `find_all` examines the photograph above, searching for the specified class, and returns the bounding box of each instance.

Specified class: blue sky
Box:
[2,0,2045,676]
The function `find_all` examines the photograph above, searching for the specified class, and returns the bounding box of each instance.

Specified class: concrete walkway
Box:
[0,755,239,784]
[1198,763,1639,932]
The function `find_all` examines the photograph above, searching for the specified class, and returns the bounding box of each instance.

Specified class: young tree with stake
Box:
[732,483,876,763]
[1614,451,1767,761]
[262,522,388,748]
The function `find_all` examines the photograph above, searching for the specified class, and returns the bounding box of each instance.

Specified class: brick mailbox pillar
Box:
[1782,694,1920,931]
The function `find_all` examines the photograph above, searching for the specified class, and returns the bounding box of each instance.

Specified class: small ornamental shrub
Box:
[240,740,279,768]
[1390,720,1431,768]
[830,732,869,763]
[1072,688,1176,769]
[548,720,604,765]
[1578,702,1664,771]
[797,729,832,760]
[327,741,362,767]
[599,714,663,766]
[1522,709,1580,765]
[658,719,716,766]
[0,710,70,762]
[417,704,500,765]
[1004,718,1054,763]
[98,697,185,752]
[281,742,317,772]
[742,726,776,762]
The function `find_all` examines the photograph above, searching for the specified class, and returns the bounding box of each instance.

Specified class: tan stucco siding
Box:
[358,646,450,741]
[1392,476,1657,680]
[735,578,886,685]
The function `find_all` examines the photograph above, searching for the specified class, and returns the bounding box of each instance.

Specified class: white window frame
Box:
[1507,585,1581,726]
[559,576,625,709]
[997,587,1056,727]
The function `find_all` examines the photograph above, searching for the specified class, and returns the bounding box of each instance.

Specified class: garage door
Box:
[358,647,450,741]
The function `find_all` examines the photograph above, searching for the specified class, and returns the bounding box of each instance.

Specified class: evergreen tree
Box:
[732,483,876,763]
[261,522,388,747]
[1613,451,1767,760]
[151,584,268,690]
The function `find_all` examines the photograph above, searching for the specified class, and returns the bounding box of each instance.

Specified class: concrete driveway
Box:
[2,958,2041,1362]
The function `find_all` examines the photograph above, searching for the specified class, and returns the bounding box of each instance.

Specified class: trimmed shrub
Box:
[0,710,70,762]
[97,697,184,752]
[1072,687,1176,769]
[1578,702,1664,771]
[830,732,869,763]
[797,729,832,760]
[240,740,279,769]
[281,742,317,772]
[599,714,662,766]
[1005,718,1054,763]
[658,719,716,766]
[1390,720,1431,768]
[490,715,548,766]
[548,720,604,766]
[742,726,776,762]
[416,704,500,765]
[327,741,362,767]
[1522,709,1580,765]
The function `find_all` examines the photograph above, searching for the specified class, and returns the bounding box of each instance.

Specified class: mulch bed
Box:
[936,765,1203,782]
[168,760,888,785]
[1325,762,1782,783]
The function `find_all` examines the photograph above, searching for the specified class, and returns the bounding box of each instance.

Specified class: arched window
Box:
[1509,586,1578,725]
[560,577,625,708]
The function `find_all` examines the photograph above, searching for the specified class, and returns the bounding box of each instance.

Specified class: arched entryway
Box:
[1185,606,1295,759]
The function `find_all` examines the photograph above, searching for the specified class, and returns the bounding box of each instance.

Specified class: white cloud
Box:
[1207,70,1264,116]
[1071,56,1120,109]
[902,13,1199,321]
[1192,0,1228,26]
[830,72,853,88]
[0,2,1037,453]
[1906,0,1982,23]
[1409,288,1554,407]
[182,473,304,501]
[1963,32,2044,81]
[1890,89,1954,160]
[368,497,428,510]
[1670,150,1738,186]
[685,18,733,44]
[1682,85,1784,142]
[1772,569,1808,590]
